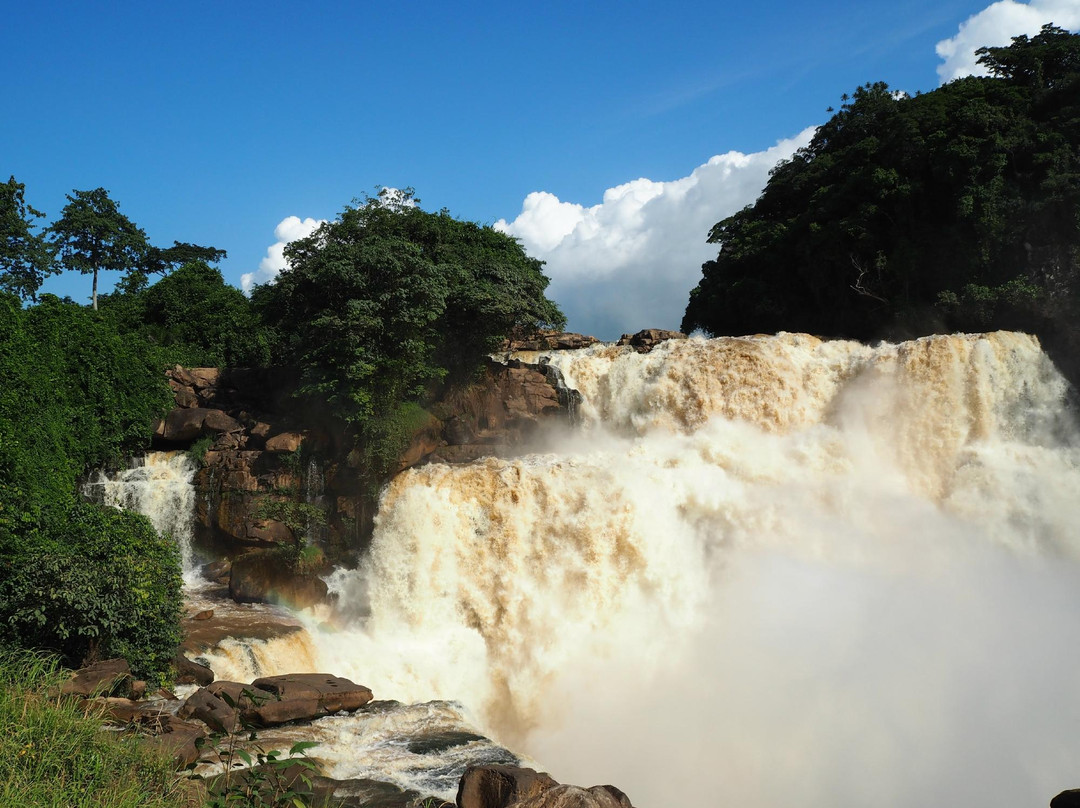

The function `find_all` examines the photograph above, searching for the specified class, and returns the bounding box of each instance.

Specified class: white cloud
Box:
[241,215,324,293]
[935,0,1080,83]
[496,128,815,340]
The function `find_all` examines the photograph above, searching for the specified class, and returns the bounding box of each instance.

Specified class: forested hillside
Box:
[684,24,1080,381]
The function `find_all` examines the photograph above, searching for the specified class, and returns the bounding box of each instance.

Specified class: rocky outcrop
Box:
[179,673,374,729]
[616,328,688,353]
[456,765,635,808]
[60,658,131,698]
[500,331,600,352]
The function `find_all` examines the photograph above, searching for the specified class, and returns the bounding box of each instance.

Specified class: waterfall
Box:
[84,452,201,586]
[205,332,1080,807]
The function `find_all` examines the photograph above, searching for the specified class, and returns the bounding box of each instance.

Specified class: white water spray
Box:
[85,452,201,586]
[204,332,1080,807]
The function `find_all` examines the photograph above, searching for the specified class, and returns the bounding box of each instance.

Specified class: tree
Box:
[0,177,56,301]
[252,190,565,452]
[682,26,1080,383]
[48,188,148,310]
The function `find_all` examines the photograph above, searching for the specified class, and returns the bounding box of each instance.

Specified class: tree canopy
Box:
[252,191,565,438]
[0,177,56,301]
[683,24,1080,382]
[47,188,149,310]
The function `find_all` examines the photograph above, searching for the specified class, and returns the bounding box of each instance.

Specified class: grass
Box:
[0,647,198,808]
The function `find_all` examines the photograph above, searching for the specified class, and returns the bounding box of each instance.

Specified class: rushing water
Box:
[84,452,202,586]
[121,333,1080,806]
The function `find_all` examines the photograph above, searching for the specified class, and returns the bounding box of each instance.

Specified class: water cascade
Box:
[200,332,1080,806]
[84,452,202,586]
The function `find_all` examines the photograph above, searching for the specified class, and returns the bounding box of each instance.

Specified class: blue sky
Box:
[4,0,1078,337]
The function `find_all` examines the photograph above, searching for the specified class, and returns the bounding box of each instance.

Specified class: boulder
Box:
[202,409,243,434]
[174,654,215,686]
[616,328,687,353]
[456,767,634,808]
[61,658,131,698]
[163,408,211,442]
[178,687,238,733]
[1053,791,1080,808]
[264,431,304,452]
[201,559,232,584]
[141,714,205,769]
[252,673,374,713]
[456,765,559,808]
[206,680,275,710]
[229,551,328,609]
[511,784,634,808]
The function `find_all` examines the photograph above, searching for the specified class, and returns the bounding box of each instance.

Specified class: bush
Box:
[0,503,183,683]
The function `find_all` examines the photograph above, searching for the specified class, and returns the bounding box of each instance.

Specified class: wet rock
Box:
[201,559,232,584]
[250,673,374,721]
[190,609,214,621]
[456,766,634,808]
[456,765,559,808]
[512,784,634,808]
[141,714,206,769]
[178,687,238,733]
[174,654,215,686]
[61,658,131,698]
[206,680,275,709]
[616,328,687,353]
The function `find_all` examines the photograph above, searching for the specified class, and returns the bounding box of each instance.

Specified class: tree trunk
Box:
[92,268,98,311]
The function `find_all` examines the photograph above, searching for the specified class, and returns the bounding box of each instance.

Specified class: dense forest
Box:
[684,25,1080,383]
[0,186,564,680]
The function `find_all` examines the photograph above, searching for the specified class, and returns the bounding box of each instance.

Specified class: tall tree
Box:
[0,176,56,301]
[48,188,148,310]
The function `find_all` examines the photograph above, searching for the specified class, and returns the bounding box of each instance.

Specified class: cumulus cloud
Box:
[935,0,1080,83]
[241,215,325,293]
[496,128,815,340]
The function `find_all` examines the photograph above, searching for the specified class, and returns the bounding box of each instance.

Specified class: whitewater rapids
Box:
[202,332,1080,807]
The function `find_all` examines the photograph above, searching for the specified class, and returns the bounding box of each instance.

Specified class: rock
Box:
[264,431,304,452]
[1053,791,1080,808]
[202,409,243,434]
[130,680,147,700]
[174,654,215,686]
[190,609,214,621]
[252,673,374,713]
[500,331,599,352]
[456,766,634,808]
[61,658,131,698]
[178,687,238,733]
[456,765,559,808]
[229,551,328,610]
[98,696,153,724]
[141,714,205,769]
[512,784,634,808]
[206,680,275,710]
[163,407,211,442]
[616,328,687,353]
[201,559,232,584]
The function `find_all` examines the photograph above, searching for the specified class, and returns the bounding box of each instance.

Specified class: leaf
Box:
[289,740,319,755]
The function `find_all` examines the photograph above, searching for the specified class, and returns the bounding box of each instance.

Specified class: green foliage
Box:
[252,190,565,439]
[683,26,1080,379]
[0,502,183,682]
[189,434,216,465]
[0,294,181,680]
[0,648,189,808]
[193,688,320,808]
[102,261,271,368]
[0,176,57,301]
[47,188,149,311]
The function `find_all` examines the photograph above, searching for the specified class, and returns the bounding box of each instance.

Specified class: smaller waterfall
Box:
[84,452,201,586]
